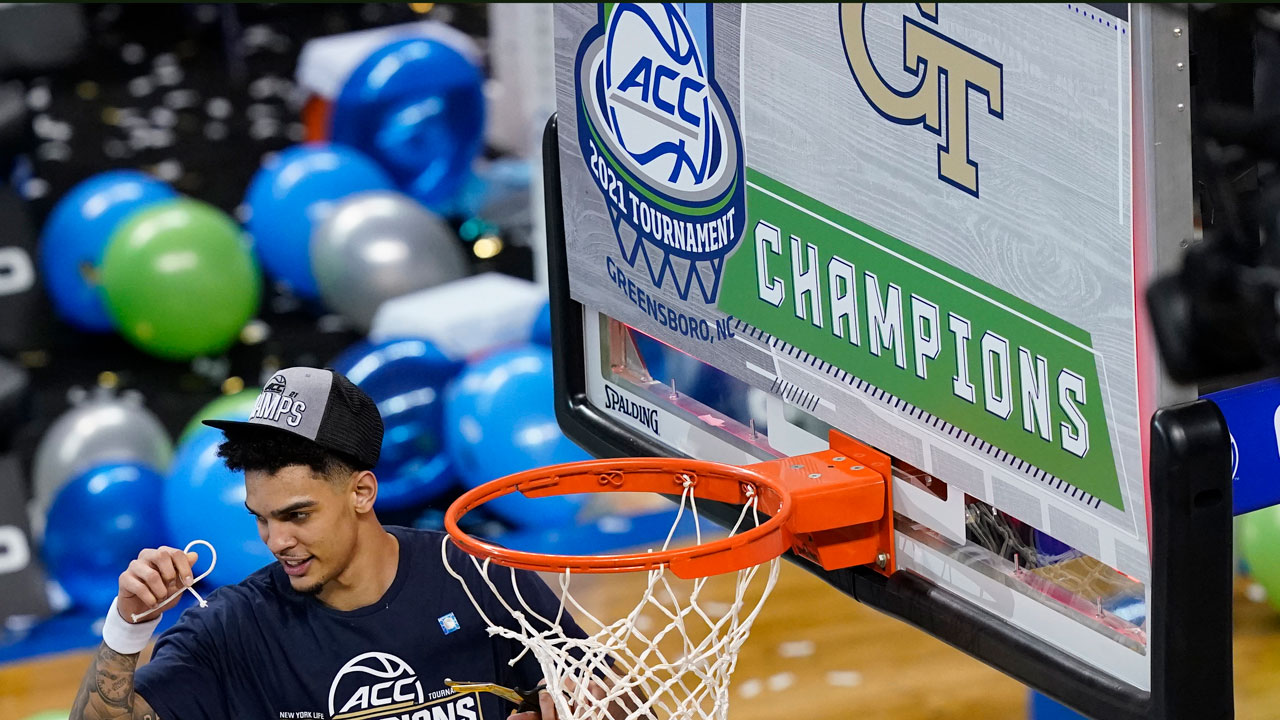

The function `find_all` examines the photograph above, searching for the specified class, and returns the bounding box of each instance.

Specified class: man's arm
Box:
[70,545,198,720]
[69,643,159,720]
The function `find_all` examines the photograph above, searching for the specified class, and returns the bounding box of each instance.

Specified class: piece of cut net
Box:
[442,477,781,720]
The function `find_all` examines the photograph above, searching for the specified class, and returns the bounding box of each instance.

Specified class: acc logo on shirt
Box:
[328,652,425,719]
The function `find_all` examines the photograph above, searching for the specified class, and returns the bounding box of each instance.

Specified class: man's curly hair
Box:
[217,425,358,479]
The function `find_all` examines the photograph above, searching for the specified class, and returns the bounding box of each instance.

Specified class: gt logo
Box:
[840,3,1004,197]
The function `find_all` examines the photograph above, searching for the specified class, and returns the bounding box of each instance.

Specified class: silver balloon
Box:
[311,190,469,331]
[30,385,173,537]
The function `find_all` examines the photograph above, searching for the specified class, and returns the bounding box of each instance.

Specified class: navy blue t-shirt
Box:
[135,526,581,720]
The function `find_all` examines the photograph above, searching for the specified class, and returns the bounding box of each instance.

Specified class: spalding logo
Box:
[328,652,425,717]
[600,3,724,193]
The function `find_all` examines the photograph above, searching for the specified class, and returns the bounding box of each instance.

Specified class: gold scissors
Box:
[445,679,543,713]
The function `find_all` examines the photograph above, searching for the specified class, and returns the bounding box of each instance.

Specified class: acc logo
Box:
[264,374,287,394]
[250,374,306,428]
[600,4,719,193]
[840,3,1004,197]
[328,652,425,719]
[576,3,745,304]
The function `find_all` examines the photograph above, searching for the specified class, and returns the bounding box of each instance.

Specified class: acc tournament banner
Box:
[555,5,1140,546]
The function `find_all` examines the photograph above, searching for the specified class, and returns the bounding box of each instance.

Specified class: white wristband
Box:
[102,597,162,655]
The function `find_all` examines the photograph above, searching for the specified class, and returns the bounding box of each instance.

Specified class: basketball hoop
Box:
[442,432,894,720]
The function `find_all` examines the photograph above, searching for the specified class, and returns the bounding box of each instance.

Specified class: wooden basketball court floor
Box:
[3,560,1277,720]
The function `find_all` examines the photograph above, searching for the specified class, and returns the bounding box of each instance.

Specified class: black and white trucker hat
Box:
[203,367,383,469]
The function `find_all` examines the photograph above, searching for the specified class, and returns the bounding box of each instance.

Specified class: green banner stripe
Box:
[744,168,1093,348]
[721,170,1124,509]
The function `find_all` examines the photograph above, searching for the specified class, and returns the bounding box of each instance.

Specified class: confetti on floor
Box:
[1245,582,1268,604]
[766,672,795,692]
[777,639,815,658]
[825,670,863,688]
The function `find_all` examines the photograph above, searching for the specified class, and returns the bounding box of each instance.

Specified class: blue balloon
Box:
[0,597,197,663]
[162,426,273,586]
[332,38,485,209]
[42,462,168,610]
[531,301,552,346]
[632,332,688,391]
[39,171,177,331]
[1033,529,1075,559]
[1029,691,1090,720]
[332,338,465,510]
[244,143,395,298]
[445,345,590,527]
[0,609,107,661]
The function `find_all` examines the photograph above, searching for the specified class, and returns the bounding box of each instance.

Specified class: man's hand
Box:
[509,676,637,720]
[117,547,198,622]
[509,690,557,720]
[71,546,194,719]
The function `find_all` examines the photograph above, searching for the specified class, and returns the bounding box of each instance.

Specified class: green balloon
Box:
[1240,505,1280,611]
[179,388,262,445]
[102,198,260,360]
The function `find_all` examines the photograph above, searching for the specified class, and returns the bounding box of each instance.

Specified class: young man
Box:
[70,366,577,720]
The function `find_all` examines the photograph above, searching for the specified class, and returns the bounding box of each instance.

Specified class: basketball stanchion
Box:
[442,431,894,720]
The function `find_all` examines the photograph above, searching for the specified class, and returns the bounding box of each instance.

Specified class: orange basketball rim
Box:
[444,430,896,578]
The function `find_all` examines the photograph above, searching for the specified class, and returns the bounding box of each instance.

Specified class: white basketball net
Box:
[442,478,781,720]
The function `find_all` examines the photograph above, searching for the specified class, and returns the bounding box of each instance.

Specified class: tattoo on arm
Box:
[70,643,160,720]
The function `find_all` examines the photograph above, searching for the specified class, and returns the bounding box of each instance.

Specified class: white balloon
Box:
[30,385,172,538]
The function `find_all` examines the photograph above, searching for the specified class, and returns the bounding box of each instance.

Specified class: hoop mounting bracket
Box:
[747,431,896,575]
